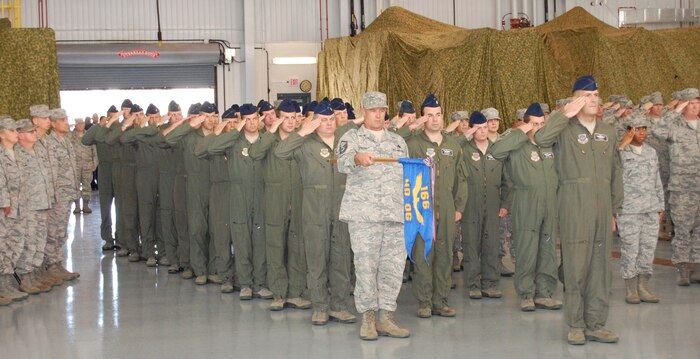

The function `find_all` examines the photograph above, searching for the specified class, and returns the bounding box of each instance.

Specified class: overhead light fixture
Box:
[272,56,317,65]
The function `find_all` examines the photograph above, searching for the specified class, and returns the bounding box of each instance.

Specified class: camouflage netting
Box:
[0,23,60,120]
[317,6,700,128]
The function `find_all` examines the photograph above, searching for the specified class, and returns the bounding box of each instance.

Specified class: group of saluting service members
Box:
[2,75,699,345]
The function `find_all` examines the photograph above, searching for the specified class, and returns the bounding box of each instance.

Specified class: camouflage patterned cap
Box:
[639,95,651,105]
[362,91,388,109]
[450,111,468,122]
[30,104,51,118]
[74,118,85,125]
[515,108,526,120]
[49,108,68,120]
[481,107,500,120]
[679,88,700,101]
[556,97,572,108]
[0,117,19,130]
[539,103,550,113]
[622,99,634,109]
[649,92,663,105]
[16,118,36,132]
[671,91,682,100]
[626,112,651,128]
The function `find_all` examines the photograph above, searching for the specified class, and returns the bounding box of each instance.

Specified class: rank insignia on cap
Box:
[242,147,249,157]
[594,133,608,142]
[440,149,453,156]
[577,134,589,144]
[543,152,554,159]
[531,151,540,162]
[426,148,436,157]
[336,141,348,155]
[471,152,481,161]
[320,148,330,158]
[486,154,495,161]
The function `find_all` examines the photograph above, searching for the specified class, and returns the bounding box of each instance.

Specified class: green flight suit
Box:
[407,131,468,309]
[164,123,212,277]
[194,135,233,281]
[154,125,178,264]
[104,125,140,255]
[275,131,352,312]
[121,125,160,258]
[82,124,116,246]
[460,138,511,291]
[249,131,306,300]
[154,129,190,270]
[207,131,266,291]
[490,129,559,300]
[534,111,623,330]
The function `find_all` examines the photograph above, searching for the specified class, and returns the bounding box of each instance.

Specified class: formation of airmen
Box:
[1,75,699,345]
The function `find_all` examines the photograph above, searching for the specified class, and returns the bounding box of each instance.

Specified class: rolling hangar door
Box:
[57,43,221,90]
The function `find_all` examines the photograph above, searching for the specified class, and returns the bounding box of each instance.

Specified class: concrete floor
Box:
[2,192,699,359]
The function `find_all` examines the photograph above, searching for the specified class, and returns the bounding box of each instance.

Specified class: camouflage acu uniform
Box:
[0,147,23,275]
[14,145,52,274]
[617,143,664,279]
[337,125,408,313]
[645,116,671,218]
[69,131,98,202]
[651,111,700,264]
[44,132,79,265]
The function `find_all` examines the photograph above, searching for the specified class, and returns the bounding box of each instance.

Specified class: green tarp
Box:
[318,6,700,128]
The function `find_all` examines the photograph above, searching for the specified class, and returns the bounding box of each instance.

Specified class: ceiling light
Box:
[272,56,317,65]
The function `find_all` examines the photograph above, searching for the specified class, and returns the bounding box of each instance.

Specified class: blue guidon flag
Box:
[398,158,435,263]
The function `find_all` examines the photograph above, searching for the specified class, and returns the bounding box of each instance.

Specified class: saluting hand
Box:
[562,96,587,118]
[298,117,321,137]
[214,120,228,136]
[444,119,461,133]
[189,114,206,127]
[675,100,689,113]
[517,121,533,134]
[463,124,479,138]
[618,128,635,150]
[409,116,428,131]
[269,115,285,134]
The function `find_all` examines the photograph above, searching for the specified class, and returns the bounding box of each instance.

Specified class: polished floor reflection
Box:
[1,192,699,359]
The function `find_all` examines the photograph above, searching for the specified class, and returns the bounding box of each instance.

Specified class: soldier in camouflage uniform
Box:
[642,92,672,239]
[69,118,98,214]
[81,105,119,251]
[407,94,468,318]
[44,108,81,281]
[616,113,663,304]
[248,99,311,309]
[651,88,700,286]
[534,76,623,345]
[0,117,28,303]
[337,92,410,340]
[275,99,356,326]
[14,119,53,294]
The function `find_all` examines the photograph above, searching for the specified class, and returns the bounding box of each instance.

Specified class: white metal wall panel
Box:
[22,0,244,42]
[257,0,342,43]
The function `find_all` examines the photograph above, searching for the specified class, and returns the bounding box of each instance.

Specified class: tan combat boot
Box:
[0,275,24,302]
[30,271,51,293]
[82,198,92,213]
[39,266,64,287]
[285,297,311,309]
[691,263,700,284]
[329,309,356,323]
[17,273,40,295]
[376,310,410,338]
[2,275,28,301]
[359,310,378,340]
[638,273,659,303]
[270,298,285,311]
[677,263,690,286]
[73,200,81,214]
[624,277,640,304]
[584,327,619,343]
[534,297,563,310]
[311,309,329,326]
[0,295,11,306]
[49,263,80,280]
[567,327,585,345]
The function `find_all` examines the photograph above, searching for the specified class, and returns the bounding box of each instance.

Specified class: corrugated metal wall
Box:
[19,0,693,43]
[22,0,244,42]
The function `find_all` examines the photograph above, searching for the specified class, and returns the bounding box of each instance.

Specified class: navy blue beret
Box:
[572,75,597,93]
[525,102,544,117]
[239,103,257,116]
[314,99,334,116]
[469,111,487,126]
